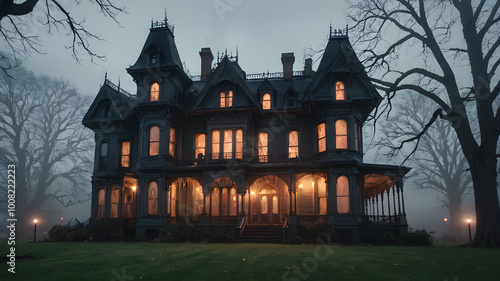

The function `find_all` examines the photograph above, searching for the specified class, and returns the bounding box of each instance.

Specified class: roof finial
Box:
[346,24,349,37]
[164,8,168,22]
[225,47,228,58]
[329,22,332,38]
[118,78,121,91]
[236,47,239,62]
[105,71,108,81]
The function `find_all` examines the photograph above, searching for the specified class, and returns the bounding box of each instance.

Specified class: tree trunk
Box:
[469,149,500,248]
[447,198,464,242]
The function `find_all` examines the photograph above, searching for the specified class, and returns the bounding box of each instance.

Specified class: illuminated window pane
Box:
[262,93,271,110]
[221,188,229,215]
[195,134,206,158]
[148,182,158,215]
[121,141,130,168]
[258,132,268,162]
[335,81,345,100]
[337,176,350,214]
[169,128,176,157]
[336,119,348,149]
[97,189,105,219]
[194,184,204,215]
[121,187,134,218]
[272,196,278,214]
[227,91,233,107]
[230,188,237,216]
[149,126,160,156]
[211,188,219,216]
[318,178,327,215]
[261,195,268,214]
[317,123,326,153]
[212,130,220,159]
[288,131,299,158]
[223,130,233,159]
[235,129,243,159]
[150,82,159,101]
[110,187,120,218]
[220,92,226,108]
[170,183,177,217]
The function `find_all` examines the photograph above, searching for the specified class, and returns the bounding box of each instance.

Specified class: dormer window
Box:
[150,53,158,65]
[335,81,345,100]
[103,104,111,118]
[262,93,271,110]
[150,82,160,101]
[220,90,233,108]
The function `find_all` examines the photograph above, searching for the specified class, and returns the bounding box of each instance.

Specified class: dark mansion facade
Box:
[82,18,410,243]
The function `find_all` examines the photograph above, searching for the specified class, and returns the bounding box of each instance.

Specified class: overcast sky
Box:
[22,0,349,96]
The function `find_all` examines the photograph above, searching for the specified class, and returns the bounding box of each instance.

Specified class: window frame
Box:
[211,130,220,160]
[335,119,348,150]
[220,90,233,108]
[335,81,345,101]
[258,132,268,162]
[317,123,326,153]
[336,175,350,214]
[288,130,299,158]
[148,181,159,215]
[262,92,271,110]
[150,82,160,102]
[99,142,108,170]
[169,127,176,158]
[120,141,131,168]
[97,189,105,219]
[149,126,160,156]
[195,133,206,159]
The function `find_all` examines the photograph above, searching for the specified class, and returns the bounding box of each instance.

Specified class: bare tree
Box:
[376,94,471,241]
[0,0,124,72]
[348,0,500,247]
[0,64,93,237]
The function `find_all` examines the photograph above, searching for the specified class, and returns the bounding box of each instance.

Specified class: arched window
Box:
[195,134,206,158]
[337,176,350,214]
[148,182,159,215]
[97,189,105,219]
[220,90,233,108]
[149,126,160,156]
[262,93,271,110]
[317,123,326,153]
[335,81,345,100]
[169,128,176,157]
[335,119,348,149]
[150,82,160,101]
[258,132,268,162]
[211,188,220,216]
[110,187,120,218]
[288,131,299,158]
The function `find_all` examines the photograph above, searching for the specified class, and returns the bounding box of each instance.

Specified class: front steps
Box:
[240,225,283,243]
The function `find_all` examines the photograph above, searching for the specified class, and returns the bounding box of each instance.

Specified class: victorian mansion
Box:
[82,18,410,243]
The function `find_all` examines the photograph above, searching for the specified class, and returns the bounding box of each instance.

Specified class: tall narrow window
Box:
[355,123,362,152]
[97,189,105,219]
[317,123,326,153]
[150,82,159,101]
[195,134,206,158]
[220,91,233,108]
[335,81,345,100]
[110,187,119,218]
[170,183,177,217]
[212,130,220,160]
[336,119,348,149]
[288,131,299,158]
[122,187,134,218]
[337,176,350,214]
[100,142,108,169]
[149,126,160,156]
[262,93,271,110]
[272,196,278,214]
[258,132,268,162]
[223,130,233,159]
[121,141,131,168]
[169,128,176,157]
[221,188,229,215]
[148,182,158,215]
[211,188,220,216]
[318,178,327,215]
[235,129,243,159]
[230,188,237,216]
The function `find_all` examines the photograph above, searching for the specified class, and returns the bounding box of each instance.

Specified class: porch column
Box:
[397,184,402,215]
[289,169,295,215]
[381,192,385,218]
[240,192,246,215]
[202,191,207,215]
[327,169,336,214]
[376,195,379,217]
[386,189,391,220]
[392,185,397,217]
[398,181,406,215]
[371,197,375,218]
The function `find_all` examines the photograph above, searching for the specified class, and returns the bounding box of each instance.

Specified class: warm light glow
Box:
[299,184,303,188]
[444,218,447,222]
[251,191,255,195]
[34,219,38,224]
[61,217,63,220]
[132,186,137,192]
[466,218,472,223]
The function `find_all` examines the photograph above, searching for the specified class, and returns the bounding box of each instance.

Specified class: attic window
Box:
[103,104,111,118]
[262,93,271,110]
[220,90,233,108]
[150,83,160,101]
[286,92,296,107]
[335,81,345,100]
[150,53,158,65]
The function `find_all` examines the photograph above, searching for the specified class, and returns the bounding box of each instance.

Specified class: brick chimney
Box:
[281,52,295,80]
[303,58,314,76]
[199,47,214,82]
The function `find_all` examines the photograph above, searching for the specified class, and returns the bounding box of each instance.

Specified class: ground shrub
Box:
[401,228,434,246]
[48,224,68,242]
[208,230,233,243]
[67,228,88,242]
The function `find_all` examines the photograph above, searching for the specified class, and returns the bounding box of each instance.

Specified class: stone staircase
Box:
[240,225,283,243]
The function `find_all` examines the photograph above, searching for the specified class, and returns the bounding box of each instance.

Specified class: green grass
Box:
[1,241,499,281]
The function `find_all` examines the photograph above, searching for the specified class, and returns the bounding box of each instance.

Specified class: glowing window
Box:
[121,187,134,218]
[223,130,233,159]
[148,182,158,215]
[212,130,220,160]
[110,187,119,218]
[288,131,299,158]
[262,93,271,110]
[261,195,268,214]
[318,178,327,215]
[258,132,268,162]
[97,189,105,219]
[121,141,130,168]
[150,82,159,101]
[235,129,243,159]
[169,128,176,157]
[317,123,326,153]
[211,188,219,216]
[335,81,345,100]
[149,126,160,156]
[220,90,233,108]
[337,176,350,214]
[195,134,206,158]
[272,196,278,214]
[170,183,177,216]
[230,188,237,216]
[336,119,348,149]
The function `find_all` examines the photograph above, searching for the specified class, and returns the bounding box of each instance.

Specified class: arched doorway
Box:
[257,185,279,224]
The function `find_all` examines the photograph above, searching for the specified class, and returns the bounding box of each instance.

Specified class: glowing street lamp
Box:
[443,218,448,238]
[33,219,38,243]
[466,218,472,243]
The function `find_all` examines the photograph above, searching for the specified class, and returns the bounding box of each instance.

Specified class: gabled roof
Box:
[304,36,382,104]
[82,80,136,127]
[126,20,183,73]
[191,56,261,112]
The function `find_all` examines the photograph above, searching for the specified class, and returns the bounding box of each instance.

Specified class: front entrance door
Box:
[257,187,279,224]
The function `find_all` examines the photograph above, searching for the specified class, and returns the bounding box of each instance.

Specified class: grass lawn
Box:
[1,241,499,281]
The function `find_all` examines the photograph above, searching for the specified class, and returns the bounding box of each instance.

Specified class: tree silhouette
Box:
[0,64,93,237]
[348,0,500,247]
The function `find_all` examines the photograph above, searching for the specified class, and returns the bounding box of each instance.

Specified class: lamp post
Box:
[466,218,472,243]
[33,219,38,243]
[443,218,448,239]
